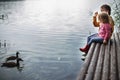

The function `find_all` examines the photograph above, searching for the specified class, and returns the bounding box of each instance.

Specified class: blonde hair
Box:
[98,12,109,23]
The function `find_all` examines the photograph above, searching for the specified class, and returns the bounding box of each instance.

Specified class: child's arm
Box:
[109,16,115,33]
[93,12,100,27]
[103,25,111,44]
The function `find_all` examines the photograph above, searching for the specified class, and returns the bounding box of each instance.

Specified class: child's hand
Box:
[94,12,98,17]
[103,40,107,44]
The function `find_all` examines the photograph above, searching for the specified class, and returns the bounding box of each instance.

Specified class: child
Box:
[93,4,114,33]
[80,12,112,53]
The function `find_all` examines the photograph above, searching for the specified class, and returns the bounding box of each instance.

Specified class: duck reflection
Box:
[1,58,24,72]
[1,58,23,67]
[1,51,24,72]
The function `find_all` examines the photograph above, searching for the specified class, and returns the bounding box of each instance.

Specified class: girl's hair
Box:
[101,4,111,15]
[98,12,109,23]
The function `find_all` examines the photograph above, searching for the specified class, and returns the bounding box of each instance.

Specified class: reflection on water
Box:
[0,0,113,80]
[1,57,24,72]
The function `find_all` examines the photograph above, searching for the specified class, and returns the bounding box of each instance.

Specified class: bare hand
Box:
[94,12,98,17]
[103,40,107,44]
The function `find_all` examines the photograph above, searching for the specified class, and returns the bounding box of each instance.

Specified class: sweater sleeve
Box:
[104,25,111,40]
[109,16,115,33]
[93,16,100,27]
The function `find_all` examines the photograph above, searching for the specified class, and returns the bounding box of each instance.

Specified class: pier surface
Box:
[77,32,120,80]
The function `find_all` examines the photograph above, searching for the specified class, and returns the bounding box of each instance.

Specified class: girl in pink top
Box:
[80,12,112,53]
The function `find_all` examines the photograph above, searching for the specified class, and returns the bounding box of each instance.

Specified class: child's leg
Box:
[80,33,98,53]
[88,37,104,46]
[87,33,98,43]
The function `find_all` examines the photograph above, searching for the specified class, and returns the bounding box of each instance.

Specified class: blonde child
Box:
[80,12,112,53]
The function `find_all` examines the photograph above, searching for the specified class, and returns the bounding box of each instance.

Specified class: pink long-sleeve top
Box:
[98,23,112,40]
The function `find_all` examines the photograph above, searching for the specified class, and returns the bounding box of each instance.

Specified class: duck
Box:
[1,58,23,68]
[0,14,4,20]
[6,51,23,62]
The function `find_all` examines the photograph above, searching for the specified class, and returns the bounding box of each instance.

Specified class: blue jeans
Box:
[87,33,104,46]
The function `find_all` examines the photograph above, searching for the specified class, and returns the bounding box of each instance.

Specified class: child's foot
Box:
[79,48,88,53]
[81,56,86,61]
[80,48,85,52]
[79,45,90,53]
[82,53,87,56]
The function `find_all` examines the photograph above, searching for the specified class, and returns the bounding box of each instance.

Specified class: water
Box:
[0,0,113,80]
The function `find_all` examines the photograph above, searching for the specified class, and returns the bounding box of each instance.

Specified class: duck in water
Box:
[0,14,8,20]
[1,58,23,68]
[6,51,23,62]
[0,15,5,20]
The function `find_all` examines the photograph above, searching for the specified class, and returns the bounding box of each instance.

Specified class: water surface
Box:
[0,0,113,80]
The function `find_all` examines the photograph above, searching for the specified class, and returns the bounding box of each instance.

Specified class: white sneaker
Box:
[82,53,87,56]
[81,56,86,61]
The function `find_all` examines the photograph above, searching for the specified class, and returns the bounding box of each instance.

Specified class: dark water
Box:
[0,0,113,80]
